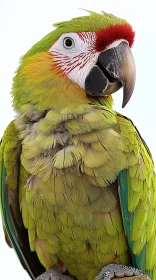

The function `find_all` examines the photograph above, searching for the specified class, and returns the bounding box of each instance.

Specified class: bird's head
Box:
[12,11,135,113]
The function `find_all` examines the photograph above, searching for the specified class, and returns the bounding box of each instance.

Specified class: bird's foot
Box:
[35,268,75,280]
[94,264,142,280]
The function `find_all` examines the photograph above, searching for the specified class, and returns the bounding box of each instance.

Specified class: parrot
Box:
[0,10,156,280]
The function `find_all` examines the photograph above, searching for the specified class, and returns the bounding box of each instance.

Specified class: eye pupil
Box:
[65,38,72,47]
[63,37,75,49]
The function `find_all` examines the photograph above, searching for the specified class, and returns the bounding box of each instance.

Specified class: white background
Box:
[0,0,156,279]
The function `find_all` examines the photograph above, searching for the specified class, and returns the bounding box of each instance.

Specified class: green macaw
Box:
[0,10,156,280]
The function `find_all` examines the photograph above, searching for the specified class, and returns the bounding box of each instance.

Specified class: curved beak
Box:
[85,41,136,108]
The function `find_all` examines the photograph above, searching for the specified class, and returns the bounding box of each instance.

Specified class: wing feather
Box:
[0,121,44,279]
[117,114,156,279]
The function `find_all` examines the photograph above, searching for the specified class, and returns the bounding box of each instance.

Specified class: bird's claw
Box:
[35,268,75,280]
[94,263,143,280]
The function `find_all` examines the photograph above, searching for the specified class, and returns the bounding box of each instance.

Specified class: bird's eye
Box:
[63,37,75,49]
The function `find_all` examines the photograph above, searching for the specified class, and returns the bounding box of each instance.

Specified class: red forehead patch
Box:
[96,24,135,52]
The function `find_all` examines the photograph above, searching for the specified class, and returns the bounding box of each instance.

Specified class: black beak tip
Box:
[122,88,134,108]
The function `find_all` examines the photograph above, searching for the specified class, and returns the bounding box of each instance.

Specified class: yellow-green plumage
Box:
[0,10,156,280]
[2,101,130,280]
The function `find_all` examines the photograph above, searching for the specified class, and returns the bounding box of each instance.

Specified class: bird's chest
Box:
[19,114,129,277]
[21,118,127,212]
[20,117,127,234]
